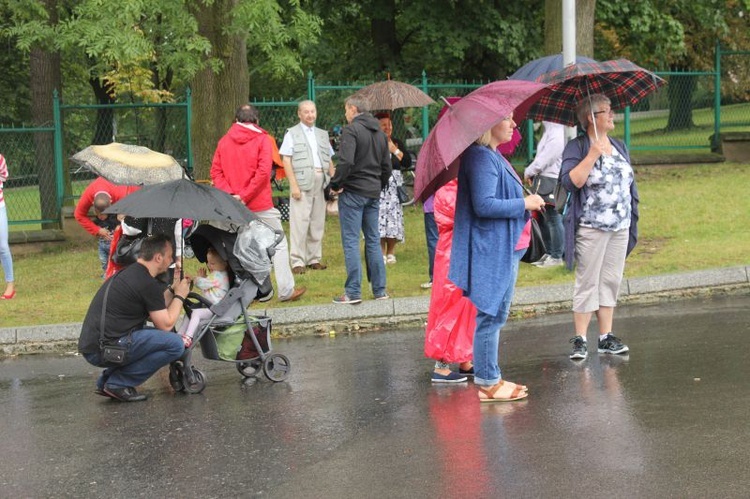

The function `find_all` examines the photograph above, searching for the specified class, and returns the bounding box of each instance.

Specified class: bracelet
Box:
[394,149,401,156]
[173,295,185,303]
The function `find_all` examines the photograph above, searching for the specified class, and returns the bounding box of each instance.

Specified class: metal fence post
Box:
[186,87,193,174]
[623,106,631,149]
[525,119,534,164]
[421,70,429,140]
[308,71,315,101]
[52,89,64,214]
[714,40,721,150]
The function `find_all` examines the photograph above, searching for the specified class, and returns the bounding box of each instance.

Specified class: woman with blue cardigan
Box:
[448,114,546,402]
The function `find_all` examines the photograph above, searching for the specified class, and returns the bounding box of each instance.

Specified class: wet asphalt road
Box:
[1,294,749,498]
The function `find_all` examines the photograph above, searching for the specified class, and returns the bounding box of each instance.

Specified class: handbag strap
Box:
[98,272,120,348]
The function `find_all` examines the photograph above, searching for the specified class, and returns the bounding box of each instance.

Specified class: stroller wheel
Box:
[237,360,262,378]
[169,362,185,392]
[263,353,291,382]
[184,367,206,394]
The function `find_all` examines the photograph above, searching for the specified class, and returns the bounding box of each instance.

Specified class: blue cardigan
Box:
[448,144,528,316]
[560,135,639,270]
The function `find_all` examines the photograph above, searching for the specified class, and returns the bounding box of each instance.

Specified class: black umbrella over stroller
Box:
[105,178,258,273]
[105,178,256,225]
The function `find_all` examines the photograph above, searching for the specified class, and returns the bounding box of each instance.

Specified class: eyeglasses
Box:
[593,109,614,116]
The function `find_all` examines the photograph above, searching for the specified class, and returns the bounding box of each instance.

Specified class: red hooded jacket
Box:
[211,122,273,213]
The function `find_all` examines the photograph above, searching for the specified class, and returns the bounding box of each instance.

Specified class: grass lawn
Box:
[2,162,749,328]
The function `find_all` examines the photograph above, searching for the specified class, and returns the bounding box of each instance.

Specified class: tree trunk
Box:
[544,0,596,58]
[190,1,249,181]
[666,73,696,130]
[370,0,398,73]
[88,76,116,144]
[29,0,62,228]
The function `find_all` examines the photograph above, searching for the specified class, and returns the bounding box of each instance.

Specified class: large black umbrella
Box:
[105,178,255,225]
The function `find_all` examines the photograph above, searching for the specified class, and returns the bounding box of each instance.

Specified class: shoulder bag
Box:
[520,215,546,264]
[99,273,130,365]
[507,160,547,264]
[531,175,558,205]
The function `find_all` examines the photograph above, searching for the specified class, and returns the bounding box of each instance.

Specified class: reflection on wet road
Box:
[0,294,748,497]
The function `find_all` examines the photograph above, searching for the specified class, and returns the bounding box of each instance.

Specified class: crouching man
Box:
[78,234,191,402]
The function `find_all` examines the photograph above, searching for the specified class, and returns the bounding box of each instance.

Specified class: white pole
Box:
[562,0,577,142]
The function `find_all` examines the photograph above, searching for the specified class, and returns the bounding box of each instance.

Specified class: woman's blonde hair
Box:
[575,94,611,130]
[475,129,492,147]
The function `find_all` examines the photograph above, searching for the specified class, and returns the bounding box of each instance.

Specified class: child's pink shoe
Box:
[181,334,193,348]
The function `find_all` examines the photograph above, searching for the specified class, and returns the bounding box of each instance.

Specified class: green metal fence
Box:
[0,91,191,229]
[0,124,59,227]
[62,92,192,204]
[2,44,748,230]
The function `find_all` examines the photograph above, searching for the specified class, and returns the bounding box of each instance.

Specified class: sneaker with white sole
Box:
[531,254,550,267]
[431,371,468,383]
[332,294,362,305]
[538,256,564,268]
[598,334,629,354]
[420,281,433,289]
[569,336,587,359]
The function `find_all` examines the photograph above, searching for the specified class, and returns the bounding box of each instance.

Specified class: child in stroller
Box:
[169,220,290,394]
[177,246,230,348]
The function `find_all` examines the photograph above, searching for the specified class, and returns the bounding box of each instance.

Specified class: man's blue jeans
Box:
[98,238,111,272]
[541,208,564,259]
[473,250,523,386]
[84,328,184,389]
[423,212,438,282]
[338,191,386,299]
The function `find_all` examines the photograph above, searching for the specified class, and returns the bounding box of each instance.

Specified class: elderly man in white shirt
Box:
[524,121,566,268]
[279,100,336,274]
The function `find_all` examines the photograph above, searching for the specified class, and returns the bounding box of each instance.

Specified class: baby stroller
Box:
[168,220,290,394]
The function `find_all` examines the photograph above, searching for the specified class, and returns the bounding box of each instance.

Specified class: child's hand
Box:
[197,268,207,278]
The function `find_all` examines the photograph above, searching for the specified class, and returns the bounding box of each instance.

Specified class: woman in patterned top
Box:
[560,94,640,360]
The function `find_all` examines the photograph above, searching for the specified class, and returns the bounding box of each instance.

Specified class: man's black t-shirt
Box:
[78,263,167,354]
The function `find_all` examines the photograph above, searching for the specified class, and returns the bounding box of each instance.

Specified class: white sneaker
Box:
[538,257,564,268]
[531,254,550,267]
[420,281,433,289]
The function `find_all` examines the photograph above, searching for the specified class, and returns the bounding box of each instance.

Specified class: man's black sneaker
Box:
[103,386,148,402]
[569,336,587,359]
[597,334,629,355]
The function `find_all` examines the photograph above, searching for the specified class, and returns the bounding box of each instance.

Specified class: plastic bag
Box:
[423,180,476,364]
[233,220,276,283]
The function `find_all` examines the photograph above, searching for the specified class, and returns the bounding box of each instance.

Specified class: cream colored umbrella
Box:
[71,142,184,185]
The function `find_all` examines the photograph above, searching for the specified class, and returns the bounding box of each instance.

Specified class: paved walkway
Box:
[1,265,748,353]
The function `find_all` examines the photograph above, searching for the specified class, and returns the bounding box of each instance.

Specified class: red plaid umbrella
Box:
[525,58,666,127]
[413,80,550,202]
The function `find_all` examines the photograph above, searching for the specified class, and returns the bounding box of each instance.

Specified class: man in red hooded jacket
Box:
[211,104,305,302]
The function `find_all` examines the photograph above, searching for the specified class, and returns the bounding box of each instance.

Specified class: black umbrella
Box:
[508,54,597,82]
[105,178,255,225]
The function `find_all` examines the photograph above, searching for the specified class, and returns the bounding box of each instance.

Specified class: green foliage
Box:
[301,0,544,83]
[596,0,750,72]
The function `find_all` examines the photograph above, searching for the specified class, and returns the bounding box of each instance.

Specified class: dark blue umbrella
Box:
[509,54,597,81]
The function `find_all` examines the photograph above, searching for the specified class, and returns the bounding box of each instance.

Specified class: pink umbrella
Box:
[414,80,549,202]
